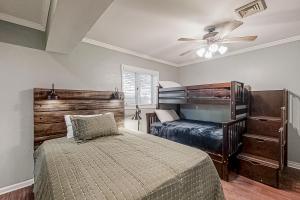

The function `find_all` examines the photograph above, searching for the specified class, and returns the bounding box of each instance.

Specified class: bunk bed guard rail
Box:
[157,81,249,120]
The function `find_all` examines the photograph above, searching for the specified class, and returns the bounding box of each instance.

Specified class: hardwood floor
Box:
[1,168,299,200]
[222,168,300,200]
[0,186,33,200]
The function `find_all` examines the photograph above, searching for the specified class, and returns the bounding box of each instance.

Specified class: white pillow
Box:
[155,109,180,123]
[64,113,103,138]
[159,81,182,88]
[64,115,74,138]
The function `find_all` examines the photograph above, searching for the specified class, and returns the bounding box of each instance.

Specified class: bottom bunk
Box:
[146,112,247,181]
[150,120,223,154]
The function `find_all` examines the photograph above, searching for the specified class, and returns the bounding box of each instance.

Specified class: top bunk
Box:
[158,81,248,106]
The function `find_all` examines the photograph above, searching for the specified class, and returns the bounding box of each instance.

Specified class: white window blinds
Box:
[121,65,159,107]
[122,71,136,105]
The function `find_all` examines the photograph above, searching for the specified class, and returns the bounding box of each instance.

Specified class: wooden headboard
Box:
[34,88,124,148]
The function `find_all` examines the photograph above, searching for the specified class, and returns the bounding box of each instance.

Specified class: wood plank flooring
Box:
[0,186,33,200]
[1,168,299,200]
[222,168,300,200]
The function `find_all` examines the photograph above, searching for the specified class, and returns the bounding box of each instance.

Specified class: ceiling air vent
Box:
[235,0,267,18]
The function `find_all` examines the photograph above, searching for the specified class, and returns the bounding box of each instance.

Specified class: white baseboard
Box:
[0,179,34,195]
[288,161,300,170]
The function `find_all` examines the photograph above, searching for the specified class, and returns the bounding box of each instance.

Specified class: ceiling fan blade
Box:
[216,20,243,39]
[179,49,198,56]
[178,38,206,43]
[221,36,258,43]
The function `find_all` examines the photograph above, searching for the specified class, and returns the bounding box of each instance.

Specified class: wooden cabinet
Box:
[238,153,279,187]
[237,90,288,188]
[247,117,282,137]
[242,133,279,160]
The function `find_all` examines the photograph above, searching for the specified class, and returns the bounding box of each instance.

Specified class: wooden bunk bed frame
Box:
[146,81,249,181]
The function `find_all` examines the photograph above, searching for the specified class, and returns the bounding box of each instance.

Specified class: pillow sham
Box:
[159,81,182,88]
[64,114,102,138]
[70,113,119,142]
[155,109,180,123]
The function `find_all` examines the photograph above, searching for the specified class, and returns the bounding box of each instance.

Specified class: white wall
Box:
[0,20,45,50]
[0,41,178,188]
[179,40,300,163]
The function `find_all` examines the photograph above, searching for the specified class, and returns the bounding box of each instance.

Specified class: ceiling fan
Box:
[178,20,257,58]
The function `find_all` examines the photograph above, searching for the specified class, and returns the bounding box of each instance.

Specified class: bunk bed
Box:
[146,81,249,181]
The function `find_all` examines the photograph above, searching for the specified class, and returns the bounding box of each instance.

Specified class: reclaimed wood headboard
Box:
[34,88,124,148]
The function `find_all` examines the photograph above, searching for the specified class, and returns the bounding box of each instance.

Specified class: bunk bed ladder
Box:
[231,81,248,120]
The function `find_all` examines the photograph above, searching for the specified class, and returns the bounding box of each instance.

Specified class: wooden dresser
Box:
[237,90,288,188]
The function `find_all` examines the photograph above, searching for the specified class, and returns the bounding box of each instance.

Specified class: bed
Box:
[157,81,249,120]
[146,81,249,181]
[34,128,224,200]
[150,120,223,154]
[33,88,224,200]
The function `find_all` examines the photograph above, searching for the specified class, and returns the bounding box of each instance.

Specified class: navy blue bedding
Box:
[150,120,223,154]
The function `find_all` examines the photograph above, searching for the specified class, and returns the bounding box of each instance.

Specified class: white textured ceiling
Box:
[87,0,300,66]
[0,0,50,28]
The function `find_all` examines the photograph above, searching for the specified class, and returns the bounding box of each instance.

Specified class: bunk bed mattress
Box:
[150,120,223,154]
[34,128,224,200]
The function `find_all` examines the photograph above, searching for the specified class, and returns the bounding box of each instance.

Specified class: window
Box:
[121,65,159,108]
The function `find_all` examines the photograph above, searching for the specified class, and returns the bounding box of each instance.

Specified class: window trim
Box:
[122,64,159,76]
[121,64,159,109]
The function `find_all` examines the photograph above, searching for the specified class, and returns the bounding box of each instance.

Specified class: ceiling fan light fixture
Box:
[204,51,212,59]
[209,44,219,53]
[219,46,228,55]
[196,48,206,57]
[178,19,257,59]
